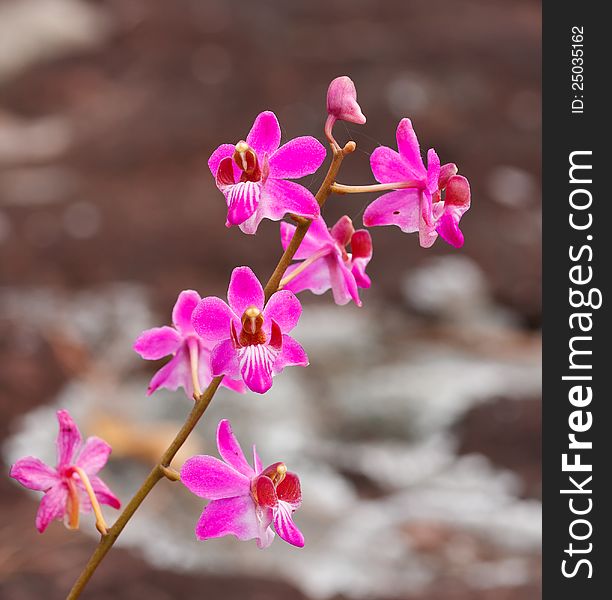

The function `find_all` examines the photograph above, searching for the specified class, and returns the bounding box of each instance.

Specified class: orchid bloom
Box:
[134,290,245,398]
[208,111,326,234]
[9,410,120,533]
[363,118,446,247]
[280,215,372,306]
[181,419,304,548]
[325,76,366,141]
[192,267,308,394]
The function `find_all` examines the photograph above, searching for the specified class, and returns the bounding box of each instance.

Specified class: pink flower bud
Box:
[326,76,366,125]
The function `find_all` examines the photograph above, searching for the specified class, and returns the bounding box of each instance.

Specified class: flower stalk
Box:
[331,180,422,194]
[65,136,355,600]
[73,467,109,535]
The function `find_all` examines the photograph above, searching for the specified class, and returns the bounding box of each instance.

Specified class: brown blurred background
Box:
[0,1,541,599]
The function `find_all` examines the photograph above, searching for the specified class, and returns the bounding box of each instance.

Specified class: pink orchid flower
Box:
[280,215,373,307]
[134,290,245,398]
[9,410,120,533]
[325,76,366,140]
[181,419,304,548]
[363,118,446,247]
[208,111,326,234]
[192,267,308,394]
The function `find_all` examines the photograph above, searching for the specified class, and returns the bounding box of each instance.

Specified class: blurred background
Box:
[0,0,541,599]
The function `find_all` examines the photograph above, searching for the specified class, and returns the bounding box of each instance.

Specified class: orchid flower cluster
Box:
[9,76,471,598]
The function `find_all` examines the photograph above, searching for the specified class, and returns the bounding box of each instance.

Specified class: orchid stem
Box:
[66,137,355,600]
[330,180,422,194]
[159,465,181,482]
[73,467,109,536]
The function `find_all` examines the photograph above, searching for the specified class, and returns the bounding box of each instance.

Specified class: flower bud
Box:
[326,76,366,125]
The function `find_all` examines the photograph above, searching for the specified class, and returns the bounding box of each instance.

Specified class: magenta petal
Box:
[220,374,247,393]
[273,335,308,374]
[239,344,278,394]
[172,290,201,335]
[330,215,355,246]
[208,143,238,178]
[254,475,278,508]
[147,347,190,396]
[76,437,111,476]
[56,410,82,469]
[396,118,427,178]
[439,163,458,189]
[228,266,264,316]
[363,189,421,233]
[351,231,373,289]
[181,455,251,500]
[426,148,441,194]
[217,420,255,478]
[273,501,304,547]
[246,111,281,157]
[370,146,415,184]
[445,174,471,209]
[263,290,302,334]
[276,472,302,506]
[329,258,360,306]
[133,326,181,360]
[192,297,235,342]
[260,179,320,222]
[282,257,332,296]
[10,457,59,491]
[195,495,267,543]
[280,219,332,260]
[436,212,464,248]
[210,339,241,380]
[36,483,67,533]
[89,476,121,509]
[224,181,261,225]
[268,136,326,180]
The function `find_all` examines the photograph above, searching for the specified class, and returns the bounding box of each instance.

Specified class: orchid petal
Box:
[147,347,190,396]
[273,501,305,547]
[426,148,441,194]
[192,296,236,342]
[329,258,360,306]
[269,136,326,180]
[330,215,355,247]
[208,144,239,179]
[172,290,201,335]
[133,326,181,360]
[89,475,121,509]
[217,420,255,478]
[280,220,333,260]
[263,290,302,334]
[439,163,458,189]
[195,495,269,544]
[370,146,415,184]
[363,189,421,233]
[276,471,302,507]
[210,339,241,380]
[238,344,279,394]
[282,257,333,296]
[254,475,278,508]
[76,437,111,476]
[227,267,264,316]
[36,483,67,533]
[273,335,308,373]
[436,212,464,248]
[396,118,427,178]
[56,410,82,469]
[181,455,251,500]
[224,181,261,226]
[10,457,59,491]
[246,111,281,157]
[260,179,320,222]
